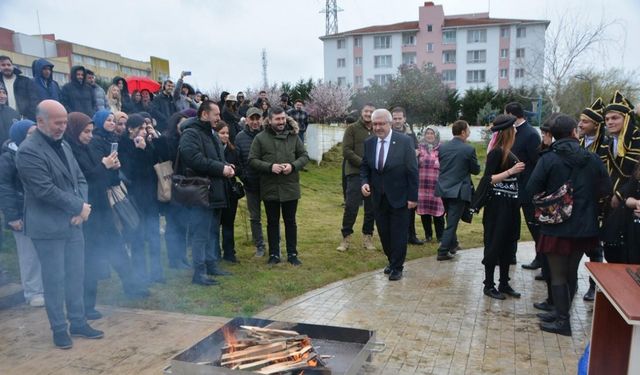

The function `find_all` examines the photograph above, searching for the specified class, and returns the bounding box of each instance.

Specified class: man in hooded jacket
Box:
[0,55,39,120]
[31,58,61,102]
[60,66,96,117]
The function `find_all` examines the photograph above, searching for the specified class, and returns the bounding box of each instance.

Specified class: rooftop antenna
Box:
[36,10,46,57]
[261,49,268,89]
[320,0,343,35]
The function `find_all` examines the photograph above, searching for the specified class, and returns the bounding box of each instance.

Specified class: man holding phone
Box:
[174,71,197,112]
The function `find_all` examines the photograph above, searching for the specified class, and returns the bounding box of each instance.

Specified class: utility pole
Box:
[320,0,342,35]
[261,49,268,89]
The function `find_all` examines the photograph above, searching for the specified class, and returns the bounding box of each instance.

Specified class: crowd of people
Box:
[0,53,638,348]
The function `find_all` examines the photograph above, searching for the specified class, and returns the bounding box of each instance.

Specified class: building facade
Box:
[320,2,549,92]
[0,27,170,85]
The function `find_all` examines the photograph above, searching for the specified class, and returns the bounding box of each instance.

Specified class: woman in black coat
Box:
[118,114,164,284]
[527,114,611,336]
[215,121,243,263]
[65,111,149,320]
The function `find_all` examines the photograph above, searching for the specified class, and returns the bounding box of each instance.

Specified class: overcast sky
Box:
[0,0,637,94]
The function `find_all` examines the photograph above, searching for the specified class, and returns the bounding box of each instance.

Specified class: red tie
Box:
[378,140,385,171]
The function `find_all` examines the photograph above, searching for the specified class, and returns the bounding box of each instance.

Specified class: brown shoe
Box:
[363,234,376,250]
[336,235,351,252]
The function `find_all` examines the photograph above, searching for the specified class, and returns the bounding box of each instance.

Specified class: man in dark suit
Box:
[17,100,103,349]
[435,120,480,261]
[361,109,418,281]
[505,102,541,268]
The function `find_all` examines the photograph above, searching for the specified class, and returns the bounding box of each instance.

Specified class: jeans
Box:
[190,207,221,271]
[298,130,306,144]
[420,214,445,241]
[245,189,265,251]
[165,202,189,264]
[440,198,465,253]
[264,200,299,258]
[341,174,374,237]
[220,198,239,259]
[32,228,86,332]
[13,231,44,301]
[130,202,163,282]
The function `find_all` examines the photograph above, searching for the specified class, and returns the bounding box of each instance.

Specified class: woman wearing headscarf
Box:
[416,126,445,243]
[481,115,525,300]
[119,114,164,284]
[0,120,44,307]
[65,112,148,320]
[106,84,122,113]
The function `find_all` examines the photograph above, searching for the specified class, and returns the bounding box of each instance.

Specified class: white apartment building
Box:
[320,2,549,92]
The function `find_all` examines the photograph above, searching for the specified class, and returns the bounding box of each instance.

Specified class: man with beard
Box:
[337,103,377,252]
[0,55,39,120]
[60,66,96,117]
[151,80,177,133]
[17,100,103,349]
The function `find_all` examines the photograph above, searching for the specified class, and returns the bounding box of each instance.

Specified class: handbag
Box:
[106,182,140,232]
[230,180,245,200]
[171,147,211,208]
[154,160,174,202]
[533,163,579,224]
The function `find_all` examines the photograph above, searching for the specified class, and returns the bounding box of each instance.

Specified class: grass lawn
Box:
[0,142,531,317]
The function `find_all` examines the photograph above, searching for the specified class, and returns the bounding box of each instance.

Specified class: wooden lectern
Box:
[586,262,640,375]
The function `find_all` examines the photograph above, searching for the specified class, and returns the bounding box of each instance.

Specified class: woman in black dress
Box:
[622,163,640,262]
[482,114,526,300]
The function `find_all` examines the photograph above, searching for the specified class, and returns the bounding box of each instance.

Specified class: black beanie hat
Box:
[491,114,517,132]
[126,114,145,129]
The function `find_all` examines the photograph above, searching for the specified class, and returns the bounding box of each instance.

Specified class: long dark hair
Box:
[215,121,235,151]
[494,127,516,168]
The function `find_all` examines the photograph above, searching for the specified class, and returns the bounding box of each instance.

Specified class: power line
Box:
[320,0,343,35]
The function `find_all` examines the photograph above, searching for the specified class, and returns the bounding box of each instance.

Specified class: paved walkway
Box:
[257,242,592,375]
[0,242,592,374]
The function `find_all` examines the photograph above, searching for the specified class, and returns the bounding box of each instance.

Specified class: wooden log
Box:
[220,344,305,366]
[239,325,300,337]
[235,345,313,370]
[220,342,286,361]
[254,335,309,345]
[256,352,317,374]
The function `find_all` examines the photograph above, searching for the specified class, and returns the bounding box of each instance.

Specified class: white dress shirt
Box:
[375,131,392,170]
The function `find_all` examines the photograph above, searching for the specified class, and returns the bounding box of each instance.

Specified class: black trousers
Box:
[440,198,465,253]
[264,200,299,258]
[420,214,445,240]
[165,202,189,264]
[341,174,374,237]
[374,195,409,272]
[220,198,239,259]
[32,228,86,332]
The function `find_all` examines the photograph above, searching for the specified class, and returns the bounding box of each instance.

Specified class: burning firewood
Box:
[219,325,327,374]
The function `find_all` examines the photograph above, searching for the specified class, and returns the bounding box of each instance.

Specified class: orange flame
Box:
[222,326,238,353]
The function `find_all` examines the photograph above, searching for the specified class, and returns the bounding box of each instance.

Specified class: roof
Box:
[320,17,549,39]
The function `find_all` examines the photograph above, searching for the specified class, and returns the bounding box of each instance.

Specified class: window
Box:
[354,57,362,65]
[374,55,392,68]
[98,59,107,68]
[443,30,456,44]
[402,33,416,46]
[442,70,456,82]
[466,70,486,83]
[374,74,393,85]
[516,48,525,58]
[354,37,362,47]
[72,54,83,64]
[122,66,132,74]
[515,68,525,78]
[426,62,434,68]
[466,50,486,63]
[84,56,96,66]
[467,29,487,43]
[402,53,416,65]
[500,27,510,38]
[355,76,363,86]
[53,72,68,84]
[427,43,434,53]
[337,77,347,86]
[516,27,526,38]
[337,39,346,49]
[107,61,119,70]
[500,69,508,79]
[337,58,346,68]
[374,35,391,49]
[500,48,509,59]
[427,24,433,32]
[442,50,456,64]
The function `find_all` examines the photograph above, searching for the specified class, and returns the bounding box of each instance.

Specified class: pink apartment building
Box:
[320,2,549,92]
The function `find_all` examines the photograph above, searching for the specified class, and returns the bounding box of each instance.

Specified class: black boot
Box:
[540,284,572,336]
[534,280,554,311]
[583,278,596,301]
[483,265,505,300]
[498,261,520,298]
[522,253,542,270]
[192,265,218,286]
[206,261,231,276]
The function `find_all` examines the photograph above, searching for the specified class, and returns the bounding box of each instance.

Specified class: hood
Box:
[550,138,591,168]
[112,76,130,94]
[32,58,54,82]
[262,116,299,135]
[10,66,22,76]
[70,65,86,85]
[182,117,210,132]
[182,83,195,96]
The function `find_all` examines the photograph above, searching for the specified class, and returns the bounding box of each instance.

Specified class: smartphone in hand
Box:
[110,142,118,154]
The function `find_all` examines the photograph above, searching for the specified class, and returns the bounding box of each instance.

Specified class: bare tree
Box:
[533,10,623,112]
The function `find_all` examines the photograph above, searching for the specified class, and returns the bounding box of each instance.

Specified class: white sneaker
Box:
[29,295,45,307]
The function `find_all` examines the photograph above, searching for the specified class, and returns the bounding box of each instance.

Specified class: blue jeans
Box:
[191,207,221,269]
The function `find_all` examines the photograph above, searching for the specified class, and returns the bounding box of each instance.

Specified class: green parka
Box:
[342,118,373,176]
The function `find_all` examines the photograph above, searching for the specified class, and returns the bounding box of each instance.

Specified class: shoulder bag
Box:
[533,163,580,225]
[171,143,211,208]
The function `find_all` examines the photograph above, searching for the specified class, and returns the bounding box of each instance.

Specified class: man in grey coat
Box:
[435,120,480,261]
[17,100,103,349]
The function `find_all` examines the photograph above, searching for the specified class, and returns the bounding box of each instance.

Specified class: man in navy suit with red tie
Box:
[361,109,419,281]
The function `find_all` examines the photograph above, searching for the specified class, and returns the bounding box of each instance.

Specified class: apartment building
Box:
[320,2,549,92]
[0,27,170,84]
